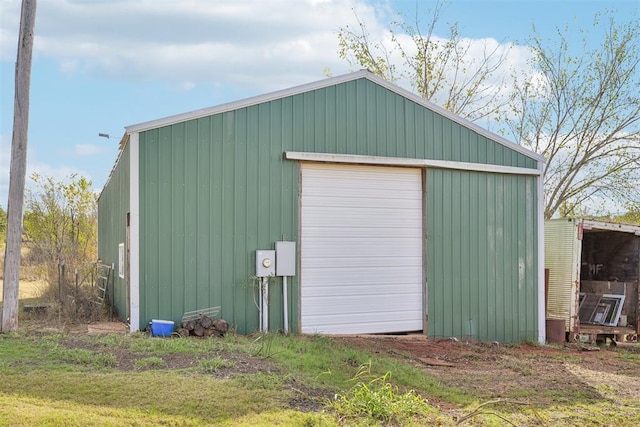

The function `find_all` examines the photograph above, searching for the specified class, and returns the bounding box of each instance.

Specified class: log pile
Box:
[176,313,229,338]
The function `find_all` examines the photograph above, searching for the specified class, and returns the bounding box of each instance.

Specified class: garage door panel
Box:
[302,239,423,257]
[302,300,422,318]
[302,226,420,238]
[302,207,422,223]
[302,256,421,268]
[302,282,423,298]
[300,163,424,334]
[302,265,422,280]
[302,192,422,205]
[302,312,424,335]
[302,270,423,286]
[302,291,422,314]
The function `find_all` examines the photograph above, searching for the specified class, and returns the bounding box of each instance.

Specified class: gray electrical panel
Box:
[255,250,276,277]
[276,241,296,276]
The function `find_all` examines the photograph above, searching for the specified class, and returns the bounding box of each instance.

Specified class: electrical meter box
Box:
[276,241,296,276]
[256,250,276,277]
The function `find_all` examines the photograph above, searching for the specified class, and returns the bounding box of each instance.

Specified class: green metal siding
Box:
[427,169,538,341]
[97,144,130,320]
[136,77,539,336]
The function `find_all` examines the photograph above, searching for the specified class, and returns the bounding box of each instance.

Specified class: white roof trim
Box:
[125,70,373,134]
[285,151,541,176]
[126,70,545,163]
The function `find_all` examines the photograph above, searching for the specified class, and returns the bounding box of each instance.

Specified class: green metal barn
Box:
[98,70,546,342]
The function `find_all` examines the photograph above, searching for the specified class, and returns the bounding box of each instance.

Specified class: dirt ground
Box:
[333,334,640,410]
[54,322,640,415]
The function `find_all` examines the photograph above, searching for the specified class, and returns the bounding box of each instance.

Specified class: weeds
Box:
[134,357,166,370]
[251,332,280,358]
[53,347,116,368]
[328,361,433,425]
[456,398,540,426]
[198,356,235,373]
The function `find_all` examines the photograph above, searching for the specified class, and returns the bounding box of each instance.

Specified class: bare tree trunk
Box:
[2,0,37,333]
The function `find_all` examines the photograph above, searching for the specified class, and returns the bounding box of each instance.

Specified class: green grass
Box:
[329,361,441,425]
[253,333,472,406]
[133,356,166,370]
[1,330,639,426]
[615,350,640,361]
[198,356,235,373]
[0,330,451,425]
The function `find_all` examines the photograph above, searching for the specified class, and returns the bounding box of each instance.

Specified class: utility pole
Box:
[2,0,37,332]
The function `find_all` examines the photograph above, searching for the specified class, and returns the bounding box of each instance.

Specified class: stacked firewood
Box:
[176,313,229,338]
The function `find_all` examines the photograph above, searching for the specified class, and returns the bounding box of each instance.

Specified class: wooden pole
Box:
[2,0,37,332]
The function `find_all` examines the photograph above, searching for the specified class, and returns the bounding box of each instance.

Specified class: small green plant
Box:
[133,356,165,370]
[328,361,432,424]
[199,356,235,373]
[251,333,280,358]
[54,348,116,368]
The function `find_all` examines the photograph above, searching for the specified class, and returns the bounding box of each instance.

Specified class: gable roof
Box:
[125,70,545,163]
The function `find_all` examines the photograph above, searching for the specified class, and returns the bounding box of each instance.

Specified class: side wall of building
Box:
[97,144,130,321]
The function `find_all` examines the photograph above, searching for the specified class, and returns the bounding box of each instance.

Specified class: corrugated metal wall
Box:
[427,169,538,341]
[97,144,130,320]
[135,77,539,335]
[544,219,580,331]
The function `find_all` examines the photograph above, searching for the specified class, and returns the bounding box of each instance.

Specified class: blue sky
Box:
[0,0,638,206]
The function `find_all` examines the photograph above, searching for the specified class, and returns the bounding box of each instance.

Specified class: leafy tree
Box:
[612,203,640,225]
[506,13,640,219]
[23,174,97,289]
[0,205,6,246]
[336,1,512,121]
[335,5,640,218]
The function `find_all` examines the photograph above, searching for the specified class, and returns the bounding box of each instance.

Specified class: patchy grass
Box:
[133,356,166,370]
[198,356,235,373]
[1,328,640,425]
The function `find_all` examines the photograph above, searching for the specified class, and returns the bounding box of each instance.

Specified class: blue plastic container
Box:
[150,319,175,337]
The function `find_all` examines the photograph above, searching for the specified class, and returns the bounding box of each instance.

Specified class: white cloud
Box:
[74,143,107,156]
[28,163,91,184]
[1,0,390,91]
[1,0,538,101]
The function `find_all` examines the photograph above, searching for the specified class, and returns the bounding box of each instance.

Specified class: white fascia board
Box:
[125,70,372,134]
[129,132,140,332]
[284,151,542,176]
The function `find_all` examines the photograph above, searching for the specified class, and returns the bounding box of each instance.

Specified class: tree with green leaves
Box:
[506,13,640,219]
[612,203,640,225]
[23,174,97,290]
[0,205,6,246]
[336,5,640,219]
[336,1,512,121]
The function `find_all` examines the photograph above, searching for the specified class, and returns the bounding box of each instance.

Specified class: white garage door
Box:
[300,163,424,334]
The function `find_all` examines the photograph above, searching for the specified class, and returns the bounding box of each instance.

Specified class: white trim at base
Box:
[284,152,541,176]
[537,161,546,344]
[129,132,140,332]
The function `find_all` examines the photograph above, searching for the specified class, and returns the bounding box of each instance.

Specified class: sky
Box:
[0,0,639,207]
